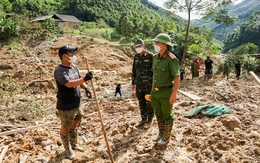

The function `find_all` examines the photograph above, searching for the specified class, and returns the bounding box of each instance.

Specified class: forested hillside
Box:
[1,0,222,63]
[0,0,185,38]
[223,10,260,52]
[192,0,260,41]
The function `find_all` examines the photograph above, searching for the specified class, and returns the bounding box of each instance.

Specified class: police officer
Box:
[132,39,154,128]
[151,33,180,149]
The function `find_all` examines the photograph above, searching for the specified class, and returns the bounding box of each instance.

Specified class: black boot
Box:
[137,118,147,127]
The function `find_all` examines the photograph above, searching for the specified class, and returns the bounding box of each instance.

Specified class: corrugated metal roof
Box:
[31,14,82,23]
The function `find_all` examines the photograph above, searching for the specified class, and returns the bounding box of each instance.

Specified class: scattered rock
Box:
[221,115,241,131]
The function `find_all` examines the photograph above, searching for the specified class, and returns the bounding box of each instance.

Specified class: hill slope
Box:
[192,0,260,41]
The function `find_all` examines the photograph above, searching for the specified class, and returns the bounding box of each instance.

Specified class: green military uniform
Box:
[151,33,180,148]
[223,61,230,79]
[132,50,154,122]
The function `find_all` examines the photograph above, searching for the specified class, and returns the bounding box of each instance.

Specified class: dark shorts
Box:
[205,69,212,74]
[58,108,83,128]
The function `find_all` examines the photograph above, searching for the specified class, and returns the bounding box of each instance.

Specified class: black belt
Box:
[154,85,173,91]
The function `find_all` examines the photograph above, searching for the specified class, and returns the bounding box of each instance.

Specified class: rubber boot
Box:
[69,129,85,152]
[157,119,173,147]
[137,118,147,127]
[60,133,76,159]
[154,117,164,142]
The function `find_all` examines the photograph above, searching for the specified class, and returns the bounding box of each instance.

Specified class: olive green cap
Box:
[153,33,173,47]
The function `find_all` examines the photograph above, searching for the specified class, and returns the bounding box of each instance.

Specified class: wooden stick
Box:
[0,145,8,163]
[0,124,26,128]
[249,71,260,85]
[178,89,202,100]
[84,57,114,163]
[0,122,52,137]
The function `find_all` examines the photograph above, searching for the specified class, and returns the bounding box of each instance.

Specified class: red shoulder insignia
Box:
[163,54,167,59]
[168,53,176,59]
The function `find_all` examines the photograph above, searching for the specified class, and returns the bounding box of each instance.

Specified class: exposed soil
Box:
[0,34,259,163]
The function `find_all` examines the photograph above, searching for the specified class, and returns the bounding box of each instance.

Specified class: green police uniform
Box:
[151,33,180,148]
[151,50,180,119]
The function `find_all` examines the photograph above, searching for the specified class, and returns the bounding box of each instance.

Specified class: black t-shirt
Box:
[54,64,81,110]
[235,63,241,70]
[205,59,213,70]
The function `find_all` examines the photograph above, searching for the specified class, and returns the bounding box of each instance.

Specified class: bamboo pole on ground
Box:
[84,57,114,163]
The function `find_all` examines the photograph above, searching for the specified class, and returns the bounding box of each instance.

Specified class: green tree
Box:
[223,10,260,52]
[0,13,19,40]
[0,0,12,13]
[165,0,236,66]
[243,57,259,72]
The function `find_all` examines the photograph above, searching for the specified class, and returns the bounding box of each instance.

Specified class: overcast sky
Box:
[148,0,243,20]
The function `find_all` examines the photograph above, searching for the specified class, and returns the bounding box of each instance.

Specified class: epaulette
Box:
[168,53,176,59]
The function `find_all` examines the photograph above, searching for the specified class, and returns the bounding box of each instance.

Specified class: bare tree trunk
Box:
[181,9,191,66]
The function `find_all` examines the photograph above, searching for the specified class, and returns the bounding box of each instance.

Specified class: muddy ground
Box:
[0,34,259,163]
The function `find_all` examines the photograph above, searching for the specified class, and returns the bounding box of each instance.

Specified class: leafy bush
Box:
[41,18,61,35]
[0,13,19,40]
[243,57,259,72]
[230,43,258,55]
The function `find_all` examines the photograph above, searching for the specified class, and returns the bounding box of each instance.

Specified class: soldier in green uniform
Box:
[223,60,230,79]
[151,33,180,149]
[132,39,154,128]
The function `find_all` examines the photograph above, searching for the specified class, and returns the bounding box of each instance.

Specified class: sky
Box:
[148,0,243,20]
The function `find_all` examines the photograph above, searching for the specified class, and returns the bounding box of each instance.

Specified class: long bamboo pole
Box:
[84,57,114,163]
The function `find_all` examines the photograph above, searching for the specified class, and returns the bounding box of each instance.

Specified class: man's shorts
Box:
[205,69,212,74]
[58,108,83,128]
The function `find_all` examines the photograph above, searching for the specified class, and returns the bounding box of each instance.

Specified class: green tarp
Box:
[187,105,231,117]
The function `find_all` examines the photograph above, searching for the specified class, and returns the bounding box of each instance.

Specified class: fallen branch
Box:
[0,145,8,163]
[249,71,260,85]
[178,89,202,100]
[0,122,52,137]
[216,92,229,101]
[0,124,26,128]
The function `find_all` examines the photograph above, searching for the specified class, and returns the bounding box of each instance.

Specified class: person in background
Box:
[115,84,122,97]
[54,45,93,159]
[204,54,214,80]
[223,60,230,80]
[180,66,185,81]
[132,39,154,128]
[235,60,242,80]
[191,58,200,79]
[151,33,180,149]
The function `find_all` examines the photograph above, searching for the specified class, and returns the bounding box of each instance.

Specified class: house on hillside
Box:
[31,14,82,27]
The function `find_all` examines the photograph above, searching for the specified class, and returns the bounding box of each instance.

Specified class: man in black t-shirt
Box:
[204,55,214,80]
[54,45,93,159]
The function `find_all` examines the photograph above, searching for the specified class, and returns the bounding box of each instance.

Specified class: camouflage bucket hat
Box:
[153,33,173,47]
